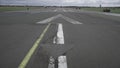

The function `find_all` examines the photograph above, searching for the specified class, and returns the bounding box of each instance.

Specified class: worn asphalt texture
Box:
[0,8,120,68]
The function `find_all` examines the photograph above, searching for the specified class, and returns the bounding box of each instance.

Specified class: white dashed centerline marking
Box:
[48,56,55,68]
[57,23,67,68]
[57,23,64,44]
[49,23,67,68]
[58,56,67,68]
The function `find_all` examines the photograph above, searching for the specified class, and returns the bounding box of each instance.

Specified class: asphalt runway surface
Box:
[0,8,120,68]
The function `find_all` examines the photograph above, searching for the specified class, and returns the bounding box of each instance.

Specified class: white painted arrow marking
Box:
[36,14,60,24]
[37,14,83,24]
[60,14,82,24]
[63,9,67,12]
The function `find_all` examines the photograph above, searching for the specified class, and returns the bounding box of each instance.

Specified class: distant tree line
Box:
[0,5,120,8]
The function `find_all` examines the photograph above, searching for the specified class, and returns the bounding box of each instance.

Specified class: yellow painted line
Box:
[18,23,51,68]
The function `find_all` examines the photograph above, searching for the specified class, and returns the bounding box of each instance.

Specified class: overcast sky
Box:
[0,0,120,7]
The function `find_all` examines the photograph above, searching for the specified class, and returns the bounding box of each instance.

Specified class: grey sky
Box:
[0,0,120,7]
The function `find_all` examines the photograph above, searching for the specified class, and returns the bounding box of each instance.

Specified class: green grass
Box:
[81,7,120,14]
[81,8,103,12]
[0,7,39,12]
[110,8,120,14]
[0,7,29,12]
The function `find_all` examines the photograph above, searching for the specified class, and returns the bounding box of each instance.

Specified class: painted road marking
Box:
[49,23,66,68]
[18,23,51,68]
[57,23,67,68]
[52,23,68,68]
[54,9,57,12]
[53,36,57,44]
[63,9,67,12]
[37,14,83,24]
[58,56,67,68]
[48,56,55,68]
[53,23,65,44]
[57,23,64,44]
[60,14,82,24]
[36,15,59,24]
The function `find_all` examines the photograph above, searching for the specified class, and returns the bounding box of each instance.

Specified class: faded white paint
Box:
[57,23,65,44]
[37,14,83,24]
[58,56,67,68]
[48,56,55,68]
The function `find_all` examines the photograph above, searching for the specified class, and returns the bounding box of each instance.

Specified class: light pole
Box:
[99,0,102,8]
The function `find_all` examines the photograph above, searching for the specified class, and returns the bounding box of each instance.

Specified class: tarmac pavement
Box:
[0,8,120,68]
